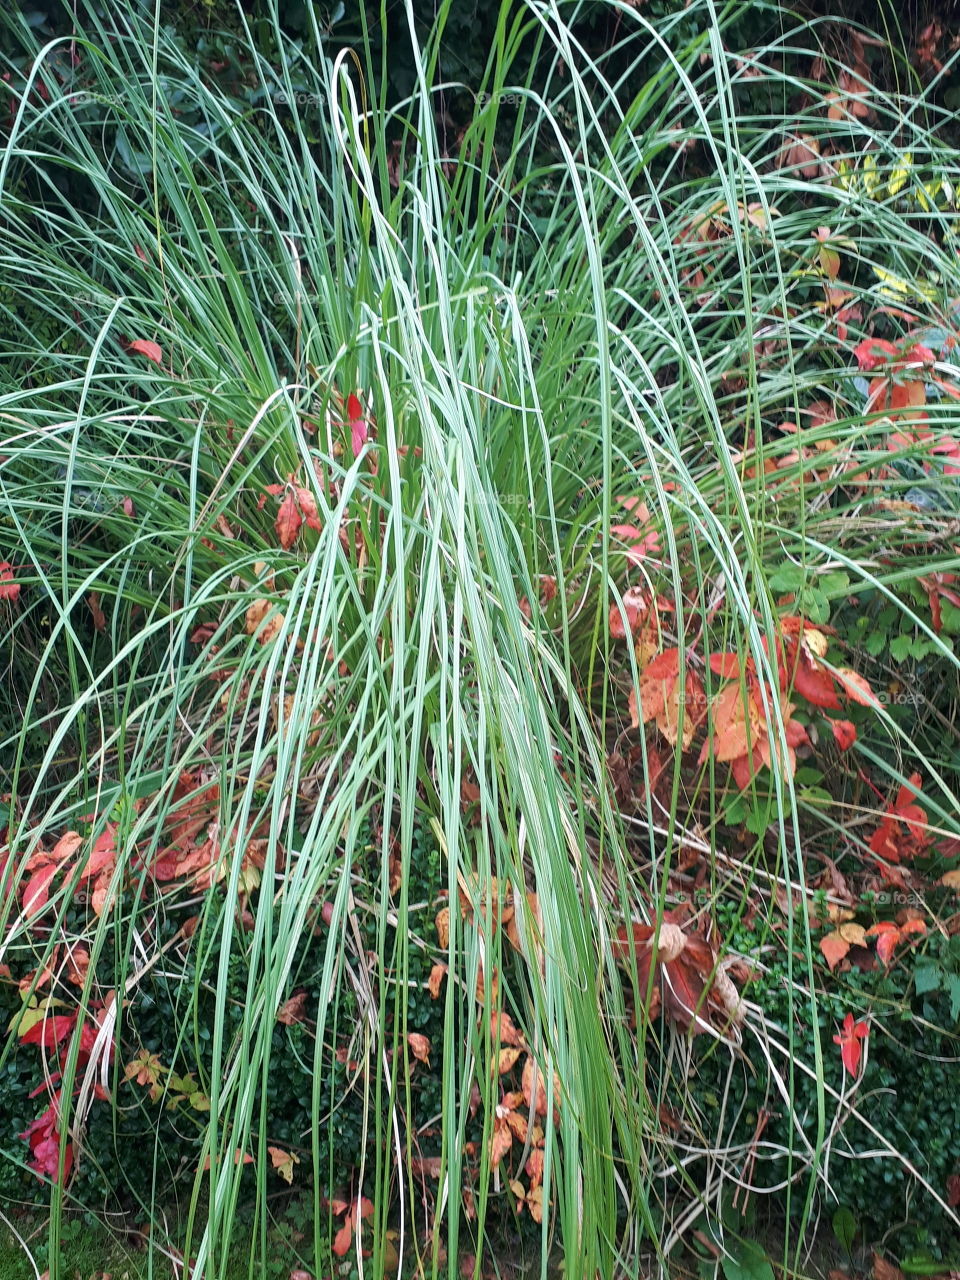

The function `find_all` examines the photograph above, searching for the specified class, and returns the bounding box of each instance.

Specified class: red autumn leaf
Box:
[661,944,712,1032]
[609,520,661,565]
[853,337,898,372]
[294,486,322,532]
[20,1013,77,1048]
[630,649,705,750]
[833,668,879,707]
[19,1093,74,1182]
[833,1011,869,1075]
[22,863,60,917]
[0,561,20,602]
[830,719,858,751]
[865,920,925,966]
[190,622,217,645]
[275,491,303,549]
[709,652,744,680]
[125,338,163,365]
[869,772,930,865]
[790,649,841,708]
[917,571,960,634]
[347,393,368,457]
[609,585,650,641]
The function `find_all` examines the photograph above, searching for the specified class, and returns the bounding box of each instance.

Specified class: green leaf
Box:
[946,973,960,1023]
[832,1205,857,1252]
[914,965,942,996]
[769,564,806,593]
[721,1238,775,1280]
[799,587,830,624]
[820,571,850,596]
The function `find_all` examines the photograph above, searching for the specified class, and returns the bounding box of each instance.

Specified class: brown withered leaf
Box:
[491,1009,525,1048]
[410,1155,443,1179]
[435,907,450,950]
[276,991,309,1026]
[873,1254,905,1280]
[87,592,107,632]
[497,1047,523,1075]
[407,1032,431,1066]
[521,1055,561,1119]
[245,598,284,644]
[427,962,447,999]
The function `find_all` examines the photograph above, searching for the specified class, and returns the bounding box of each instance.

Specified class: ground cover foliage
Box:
[1,0,960,1277]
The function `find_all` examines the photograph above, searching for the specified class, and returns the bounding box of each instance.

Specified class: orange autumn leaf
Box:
[490,1090,528,1168]
[245,597,285,644]
[701,678,808,790]
[275,491,302,549]
[521,1055,561,1119]
[202,1148,254,1171]
[491,1009,525,1048]
[426,962,447,999]
[407,1032,431,1066]
[435,906,450,949]
[630,648,705,749]
[866,919,926,966]
[268,1146,300,1184]
[497,1047,523,1075]
[819,923,867,971]
[833,667,879,708]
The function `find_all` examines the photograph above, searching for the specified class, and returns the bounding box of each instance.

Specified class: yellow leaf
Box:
[497,1047,523,1075]
[838,923,868,947]
[268,1146,299,1184]
[863,154,881,197]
